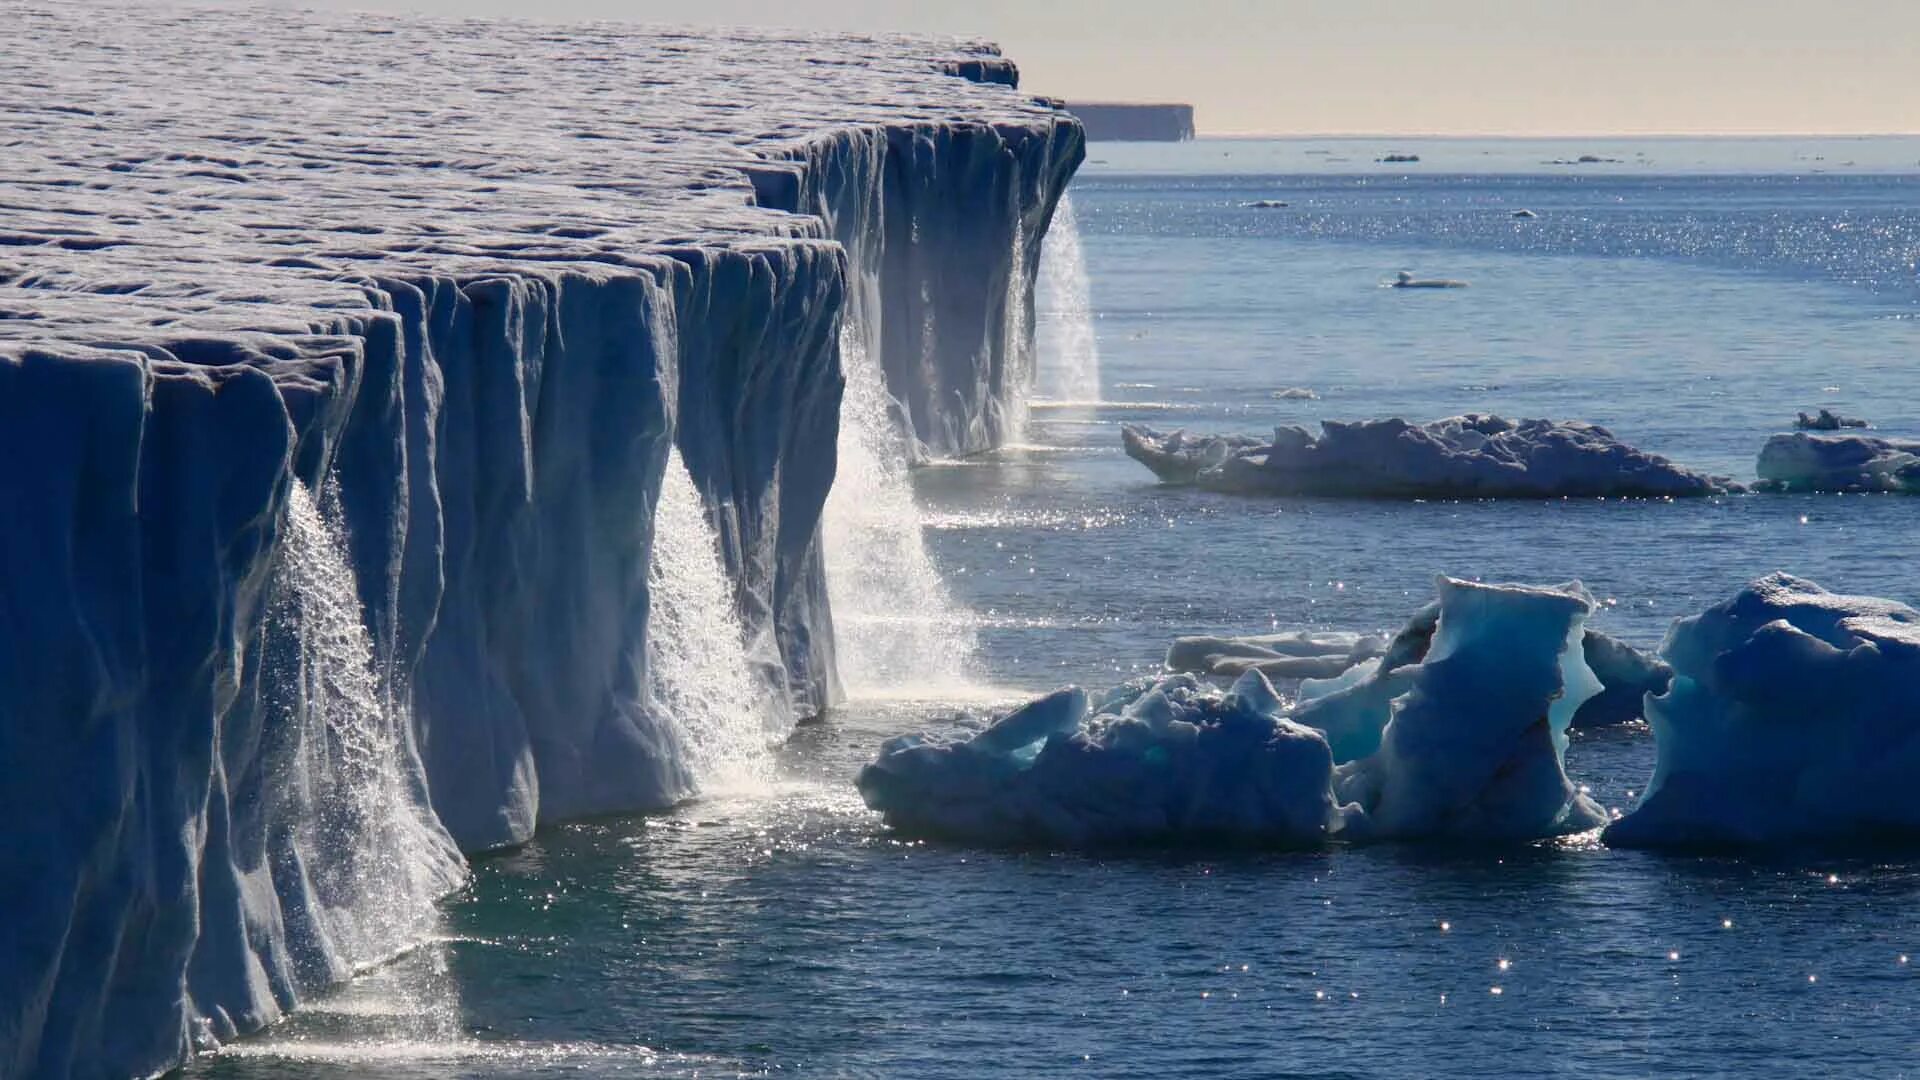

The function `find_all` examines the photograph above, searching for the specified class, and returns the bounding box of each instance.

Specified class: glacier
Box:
[1123,416,1737,497]
[1755,432,1920,493]
[0,4,1082,1077]
[858,577,1607,847]
[1604,574,1920,849]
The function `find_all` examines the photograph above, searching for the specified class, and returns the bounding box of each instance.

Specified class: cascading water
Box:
[265,481,466,982]
[1002,221,1036,443]
[646,449,783,793]
[823,273,984,699]
[1034,193,1102,404]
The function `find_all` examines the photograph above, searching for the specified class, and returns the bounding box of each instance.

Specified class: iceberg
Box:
[0,6,1081,1076]
[1168,624,1668,730]
[1123,416,1737,498]
[858,577,1607,847]
[1165,630,1388,681]
[1755,432,1920,493]
[1793,408,1871,431]
[1604,574,1920,849]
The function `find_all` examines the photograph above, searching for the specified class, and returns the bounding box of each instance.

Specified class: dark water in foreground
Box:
[194,139,1920,1077]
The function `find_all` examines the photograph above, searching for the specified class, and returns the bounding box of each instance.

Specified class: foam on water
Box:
[1035,193,1103,405]
[647,450,783,795]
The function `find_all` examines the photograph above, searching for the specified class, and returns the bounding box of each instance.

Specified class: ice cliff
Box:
[0,4,1081,1076]
[1123,416,1736,497]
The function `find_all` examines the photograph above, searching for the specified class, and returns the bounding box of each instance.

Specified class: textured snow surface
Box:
[1123,416,1736,497]
[1606,574,1920,849]
[0,6,1079,1077]
[858,578,1606,847]
[1755,432,1920,493]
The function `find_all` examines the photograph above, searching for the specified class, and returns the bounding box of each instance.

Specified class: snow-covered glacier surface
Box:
[858,578,1606,846]
[0,4,1080,1076]
[1605,574,1920,849]
[1123,416,1736,497]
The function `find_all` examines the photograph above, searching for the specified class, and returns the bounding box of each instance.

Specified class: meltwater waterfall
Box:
[264,482,465,982]
[823,302,984,699]
[647,450,783,793]
[1034,194,1102,405]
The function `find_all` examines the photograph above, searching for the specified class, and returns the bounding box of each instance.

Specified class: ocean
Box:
[193,137,1920,1078]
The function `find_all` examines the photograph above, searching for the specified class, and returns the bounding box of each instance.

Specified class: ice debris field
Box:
[861,574,1920,851]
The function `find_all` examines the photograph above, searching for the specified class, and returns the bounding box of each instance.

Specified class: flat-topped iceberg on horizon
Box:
[1606,573,1920,849]
[858,577,1607,847]
[1123,415,1737,498]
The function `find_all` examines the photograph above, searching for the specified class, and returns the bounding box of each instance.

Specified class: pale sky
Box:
[278,0,1920,135]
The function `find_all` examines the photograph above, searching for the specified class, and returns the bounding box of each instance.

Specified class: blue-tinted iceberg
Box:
[1170,620,1668,731]
[1605,574,1920,849]
[1755,432,1920,493]
[858,577,1608,846]
[1124,416,1736,497]
[856,677,1342,846]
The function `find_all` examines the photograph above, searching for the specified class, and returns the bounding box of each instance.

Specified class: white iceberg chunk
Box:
[1793,408,1870,431]
[1124,416,1737,498]
[1605,573,1920,849]
[1333,578,1606,841]
[1174,612,1666,734]
[859,577,1608,846]
[856,677,1341,847]
[1755,432,1920,493]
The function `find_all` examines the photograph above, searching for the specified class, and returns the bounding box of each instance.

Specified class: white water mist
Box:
[268,481,465,979]
[823,270,983,700]
[1035,193,1101,404]
[646,449,782,793]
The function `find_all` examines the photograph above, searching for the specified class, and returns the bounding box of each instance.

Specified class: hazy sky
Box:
[283,0,1920,135]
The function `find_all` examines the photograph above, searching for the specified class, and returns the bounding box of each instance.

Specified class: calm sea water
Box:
[196,138,1920,1078]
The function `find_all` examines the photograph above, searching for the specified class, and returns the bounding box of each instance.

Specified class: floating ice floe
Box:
[1122,416,1738,498]
[1391,270,1469,288]
[1606,574,1920,849]
[1755,432,1920,493]
[1793,408,1870,431]
[1167,622,1669,731]
[858,577,1608,846]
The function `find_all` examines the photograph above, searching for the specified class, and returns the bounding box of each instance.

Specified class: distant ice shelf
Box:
[1123,416,1738,497]
[0,5,1081,1077]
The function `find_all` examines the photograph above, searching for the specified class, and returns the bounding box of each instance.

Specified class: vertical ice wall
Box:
[748,111,1086,696]
[0,344,469,1080]
[0,10,1083,1075]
